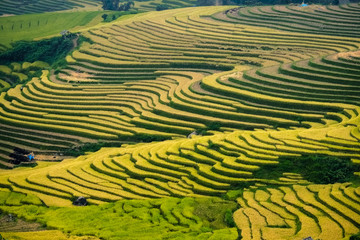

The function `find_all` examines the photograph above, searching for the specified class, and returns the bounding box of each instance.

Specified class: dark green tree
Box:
[118,1,134,11]
[101,0,113,10]
[101,13,108,21]
[102,0,133,11]
[156,4,170,11]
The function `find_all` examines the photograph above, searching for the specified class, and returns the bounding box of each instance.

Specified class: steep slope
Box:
[1,6,360,166]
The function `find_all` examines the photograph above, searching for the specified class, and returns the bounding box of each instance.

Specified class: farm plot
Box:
[0,5,359,239]
[134,0,198,12]
[211,3,360,38]
[0,11,104,48]
[0,0,101,15]
[234,183,360,240]
[1,6,360,166]
[0,121,359,204]
[0,195,238,240]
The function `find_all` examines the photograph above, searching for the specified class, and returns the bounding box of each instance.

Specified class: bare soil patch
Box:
[0,14,15,17]
[335,50,360,59]
[0,213,45,232]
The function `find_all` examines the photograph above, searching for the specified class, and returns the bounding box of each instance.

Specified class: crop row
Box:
[1,47,359,165]
[211,3,360,38]
[217,52,360,106]
[234,183,360,239]
[0,196,239,240]
[1,6,359,168]
[0,120,359,205]
[0,0,100,15]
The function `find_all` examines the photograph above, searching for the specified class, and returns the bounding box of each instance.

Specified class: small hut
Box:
[28,152,35,161]
[300,0,308,6]
[60,30,71,38]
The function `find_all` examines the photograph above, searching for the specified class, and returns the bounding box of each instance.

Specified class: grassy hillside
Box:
[0,11,108,49]
[0,3,360,240]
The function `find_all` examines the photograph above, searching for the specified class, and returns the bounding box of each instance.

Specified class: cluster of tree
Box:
[0,36,74,66]
[156,4,171,11]
[133,133,171,142]
[254,154,357,184]
[9,147,32,165]
[63,141,123,156]
[101,0,134,11]
[101,9,139,22]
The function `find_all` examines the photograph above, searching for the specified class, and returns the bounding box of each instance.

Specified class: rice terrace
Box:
[0,0,360,239]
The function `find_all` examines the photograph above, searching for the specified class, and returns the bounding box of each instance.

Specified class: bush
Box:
[0,36,74,66]
[194,198,237,230]
[224,209,235,227]
[156,4,170,11]
[350,232,360,240]
[133,133,171,142]
[207,122,221,131]
[254,154,357,184]
[101,10,140,22]
[62,141,122,156]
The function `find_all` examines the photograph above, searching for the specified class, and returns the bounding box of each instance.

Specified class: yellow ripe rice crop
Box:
[235,184,360,240]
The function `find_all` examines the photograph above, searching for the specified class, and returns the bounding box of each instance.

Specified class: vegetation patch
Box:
[0,60,47,92]
[0,36,75,67]
[62,141,123,156]
[0,209,46,233]
[193,197,238,229]
[254,154,357,184]
[101,10,141,22]
[0,197,239,240]
[351,232,360,240]
[132,133,171,142]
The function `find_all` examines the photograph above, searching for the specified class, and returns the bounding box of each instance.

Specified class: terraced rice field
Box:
[212,4,360,38]
[133,0,197,11]
[0,122,359,204]
[0,3,360,239]
[0,0,101,15]
[1,6,360,165]
[235,183,360,240]
[0,0,200,16]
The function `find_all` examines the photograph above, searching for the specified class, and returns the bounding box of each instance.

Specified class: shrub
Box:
[62,141,122,156]
[156,4,170,11]
[194,198,237,229]
[133,133,171,142]
[0,36,74,66]
[102,13,108,21]
[224,209,236,227]
[350,232,360,240]
[254,154,357,184]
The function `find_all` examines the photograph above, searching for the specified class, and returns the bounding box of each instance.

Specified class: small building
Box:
[73,196,88,206]
[28,152,35,161]
[60,30,71,38]
[300,0,308,6]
